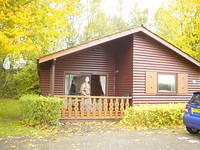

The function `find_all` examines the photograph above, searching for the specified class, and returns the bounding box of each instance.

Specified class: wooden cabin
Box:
[38,26,200,119]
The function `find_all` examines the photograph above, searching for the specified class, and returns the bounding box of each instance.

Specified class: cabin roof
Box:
[38,26,200,67]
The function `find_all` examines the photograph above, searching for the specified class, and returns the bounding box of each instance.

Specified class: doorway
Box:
[65,73,107,96]
[91,75,106,96]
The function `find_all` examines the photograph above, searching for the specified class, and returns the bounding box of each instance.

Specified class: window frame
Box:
[64,73,91,95]
[157,72,177,94]
[64,71,108,96]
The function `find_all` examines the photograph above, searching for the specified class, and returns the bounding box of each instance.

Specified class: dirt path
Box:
[0,121,200,150]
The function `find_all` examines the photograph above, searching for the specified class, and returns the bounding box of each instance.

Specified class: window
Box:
[65,74,89,95]
[158,73,176,93]
[65,73,106,96]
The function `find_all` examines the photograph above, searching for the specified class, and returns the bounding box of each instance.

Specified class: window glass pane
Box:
[158,74,176,92]
[65,74,90,95]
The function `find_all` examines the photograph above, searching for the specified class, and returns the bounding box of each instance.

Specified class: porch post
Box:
[51,59,56,96]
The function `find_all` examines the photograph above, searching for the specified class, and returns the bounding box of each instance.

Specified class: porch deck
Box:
[55,95,132,120]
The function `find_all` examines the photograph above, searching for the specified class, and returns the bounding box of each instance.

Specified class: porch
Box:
[55,95,132,120]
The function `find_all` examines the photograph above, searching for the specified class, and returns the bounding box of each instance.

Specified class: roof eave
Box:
[38,26,200,68]
[38,26,143,63]
[140,27,200,67]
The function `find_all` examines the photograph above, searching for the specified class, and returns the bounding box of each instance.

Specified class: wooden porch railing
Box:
[55,95,132,119]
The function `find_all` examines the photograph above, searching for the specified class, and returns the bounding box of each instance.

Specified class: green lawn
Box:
[0,99,44,137]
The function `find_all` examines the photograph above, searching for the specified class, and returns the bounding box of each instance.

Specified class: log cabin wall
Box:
[39,60,52,95]
[115,36,133,96]
[132,32,200,104]
[54,43,116,96]
[39,37,134,97]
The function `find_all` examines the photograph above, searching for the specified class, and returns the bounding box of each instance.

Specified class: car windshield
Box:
[189,94,200,105]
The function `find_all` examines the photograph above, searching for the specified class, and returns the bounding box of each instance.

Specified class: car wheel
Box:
[186,127,199,134]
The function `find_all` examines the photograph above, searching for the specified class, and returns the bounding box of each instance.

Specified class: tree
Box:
[128,3,149,27]
[0,0,78,58]
[154,0,200,60]
[0,0,78,97]
[81,0,149,42]
[82,11,117,42]
[81,0,109,42]
[110,0,149,31]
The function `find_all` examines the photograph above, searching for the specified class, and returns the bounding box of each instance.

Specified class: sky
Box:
[102,0,168,22]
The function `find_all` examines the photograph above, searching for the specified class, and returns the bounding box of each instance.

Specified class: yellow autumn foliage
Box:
[0,0,78,59]
[121,103,185,128]
[155,0,200,60]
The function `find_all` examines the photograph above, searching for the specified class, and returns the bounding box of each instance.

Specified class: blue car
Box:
[183,92,200,134]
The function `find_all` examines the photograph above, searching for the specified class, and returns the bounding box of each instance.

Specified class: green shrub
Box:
[0,63,39,98]
[19,94,63,126]
[121,103,185,128]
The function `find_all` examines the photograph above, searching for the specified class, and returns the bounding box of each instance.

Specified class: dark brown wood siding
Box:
[39,37,134,96]
[54,44,116,96]
[132,32,200,104]
[115,36,133,96]
[39,61,52,96]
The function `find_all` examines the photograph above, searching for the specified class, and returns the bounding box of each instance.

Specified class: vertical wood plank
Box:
[115,98,119,117]
[86,98,90,117]
[68,97,72,118]
[98,98,102,118]
[92,98,96,118]
[120,98,124,117]
[125,98,129,109]
[80,98,84,118]
[104,98,108,117]
[74,97,78,118]
[61,101,66,118]
[109,99,113,117]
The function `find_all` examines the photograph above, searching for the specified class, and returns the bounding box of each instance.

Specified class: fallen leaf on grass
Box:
[164,129,185,134]
[10,145,16,149]
[133,139,141,144]
[28,143,35,147]
[143,131,153,136]
[36,136,44,139]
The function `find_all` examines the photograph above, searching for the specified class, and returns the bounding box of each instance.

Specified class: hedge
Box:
[121,103,185,128]
[19,94,63,126]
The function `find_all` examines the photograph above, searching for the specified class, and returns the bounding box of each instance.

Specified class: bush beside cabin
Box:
[20,94,63,126]
[121,103,185,128]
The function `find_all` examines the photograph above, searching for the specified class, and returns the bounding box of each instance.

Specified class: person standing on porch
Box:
[80,77,92,111]
[80,77,91,96]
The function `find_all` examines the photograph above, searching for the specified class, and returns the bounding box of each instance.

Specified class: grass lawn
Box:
[0,98,44,137]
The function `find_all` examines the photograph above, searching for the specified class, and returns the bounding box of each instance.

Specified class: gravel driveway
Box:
[0,121,200,150]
